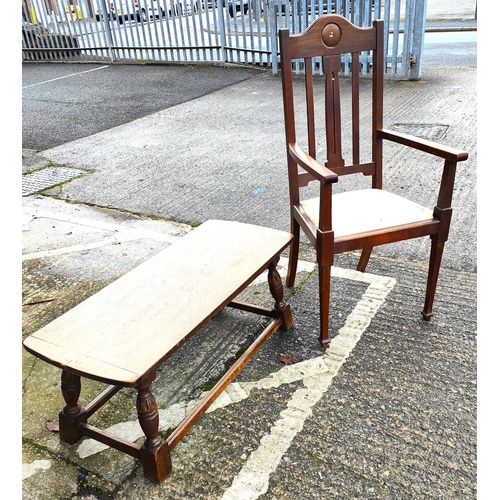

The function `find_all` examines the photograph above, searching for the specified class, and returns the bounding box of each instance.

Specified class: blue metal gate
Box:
[22,0,427,78]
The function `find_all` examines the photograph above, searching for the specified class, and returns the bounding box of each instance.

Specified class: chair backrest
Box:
[279,15,385,192]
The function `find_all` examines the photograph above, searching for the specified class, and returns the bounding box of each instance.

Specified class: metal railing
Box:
[22,0,427,78]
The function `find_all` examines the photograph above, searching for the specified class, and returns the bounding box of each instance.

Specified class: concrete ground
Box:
[20,4,478,499]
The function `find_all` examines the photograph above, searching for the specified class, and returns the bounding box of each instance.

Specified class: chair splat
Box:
[324,54,345,170]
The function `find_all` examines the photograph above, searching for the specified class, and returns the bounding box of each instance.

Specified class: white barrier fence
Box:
[22,0,427,78]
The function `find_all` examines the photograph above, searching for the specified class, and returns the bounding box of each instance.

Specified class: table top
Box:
[23,220,293,386]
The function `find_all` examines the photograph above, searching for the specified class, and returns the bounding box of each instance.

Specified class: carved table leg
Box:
[136,373,172,484]
[59,370,86,444]
[268,258,294,330]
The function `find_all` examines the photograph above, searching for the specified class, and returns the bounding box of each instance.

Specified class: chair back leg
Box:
[286,218,301,287]
[357,246,373,272]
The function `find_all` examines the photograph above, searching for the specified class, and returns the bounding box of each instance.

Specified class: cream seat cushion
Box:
[300,188,434,237]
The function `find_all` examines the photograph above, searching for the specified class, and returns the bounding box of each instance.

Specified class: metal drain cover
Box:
[391,123,449,141]
[22,166,86,196]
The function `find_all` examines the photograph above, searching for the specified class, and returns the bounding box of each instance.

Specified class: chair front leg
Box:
[422,236,445,321]
[318,263,332,347]
[422,194,453,320]
[317,228,334,347]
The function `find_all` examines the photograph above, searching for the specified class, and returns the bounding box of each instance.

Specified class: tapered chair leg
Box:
[286,218,301,288]
[357,246,373,272]
[422,237,445,321]
[318,264,332,347]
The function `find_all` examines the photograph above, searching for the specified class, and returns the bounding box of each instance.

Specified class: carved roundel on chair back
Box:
[321,23,342,48]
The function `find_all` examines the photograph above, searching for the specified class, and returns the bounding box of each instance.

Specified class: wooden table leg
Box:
[268,257,294,330]
[59,370,87,444]
[136,373,172,484]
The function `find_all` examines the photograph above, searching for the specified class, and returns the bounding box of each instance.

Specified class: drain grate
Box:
[22,166,86,196]
[391,123,449,141]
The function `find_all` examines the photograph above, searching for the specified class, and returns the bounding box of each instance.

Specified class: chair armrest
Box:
[378,129,468,163]
[289,143,338,184]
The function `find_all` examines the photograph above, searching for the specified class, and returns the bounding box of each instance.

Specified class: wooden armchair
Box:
[279,15,468,347]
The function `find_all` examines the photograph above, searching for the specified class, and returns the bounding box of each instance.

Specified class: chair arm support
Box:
[289,143,339,184]
[378,129,469,162]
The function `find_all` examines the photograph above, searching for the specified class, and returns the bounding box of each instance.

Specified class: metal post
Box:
[217,0,227,64]
[98,0,116,62]
[270,0,279,74]
[409,0,427,80]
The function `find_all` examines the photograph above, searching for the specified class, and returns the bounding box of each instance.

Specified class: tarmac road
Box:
[22,63,262,151]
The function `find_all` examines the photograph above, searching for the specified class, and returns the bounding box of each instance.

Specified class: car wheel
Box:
[228,4,234,17]
[141,8,147,21]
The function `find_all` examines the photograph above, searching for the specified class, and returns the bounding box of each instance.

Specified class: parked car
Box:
[307,0,376,16]
[166,0,199,17]
[223,0,248,18]
[92,0,113,21]
[142,0,166,19]
[97,1,166,23]
[93,0,202,21]
[109,0,141,22]
[221,0,287,18]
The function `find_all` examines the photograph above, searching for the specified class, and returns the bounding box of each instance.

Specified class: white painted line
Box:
[219,268,396,500]
[73,265,396,497]
[22,65,109,89]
